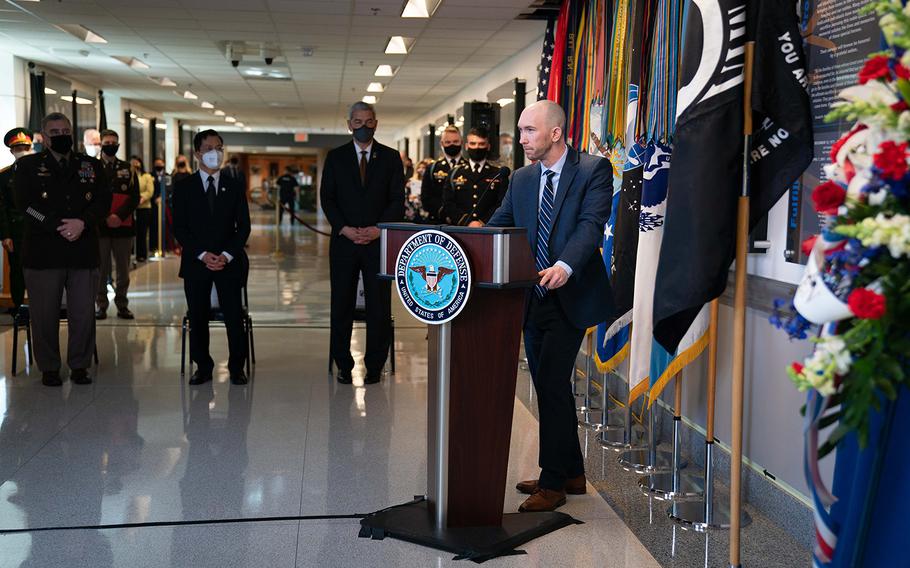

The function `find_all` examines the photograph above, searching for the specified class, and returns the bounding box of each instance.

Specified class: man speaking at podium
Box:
[487,100,614,513]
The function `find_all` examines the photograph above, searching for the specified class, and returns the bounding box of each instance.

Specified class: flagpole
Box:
[729,39,756,568]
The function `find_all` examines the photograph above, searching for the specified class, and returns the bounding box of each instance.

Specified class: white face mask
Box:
[201,149,223,169]
[501,144,513,156]
[84,144,100,158]
[12,149,34,161]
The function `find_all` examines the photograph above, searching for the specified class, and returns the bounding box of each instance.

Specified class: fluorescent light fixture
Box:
[374,65,396,77]
[136,117,149,125]
[214,110,226,116]
[496,97,514,107]
[362,95,377,104]
[245,69,264,76]
[151,76,177,87]
[384,36,414,55]
[235,122,245,127]
[75,96,93,105]
[130,113,137,119]
[367,82,384,93]
[55,24,107,44]
[155,123,167,130]
[44,87,57,95]
[225,116,237,123]
[243,127,252,132]
[401,0,442,18]
[60,95,73,102]
[201,101,214,109]
[183,90,198,100]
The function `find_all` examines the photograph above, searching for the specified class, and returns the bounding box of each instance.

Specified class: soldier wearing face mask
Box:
[420,125,466,224]
[440,127,508,227]
[95,129,139,320]
[0,128,34,308]
[13,112,111,387]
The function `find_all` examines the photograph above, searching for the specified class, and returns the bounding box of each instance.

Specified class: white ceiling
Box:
[0,0,546,134]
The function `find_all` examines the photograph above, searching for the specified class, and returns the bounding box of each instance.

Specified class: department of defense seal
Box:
[395,229,471,325]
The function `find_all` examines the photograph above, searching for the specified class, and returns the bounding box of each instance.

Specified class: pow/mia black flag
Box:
[653,0,812,353]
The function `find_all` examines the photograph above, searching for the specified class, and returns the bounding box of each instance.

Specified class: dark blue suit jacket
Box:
[487,146,614,329]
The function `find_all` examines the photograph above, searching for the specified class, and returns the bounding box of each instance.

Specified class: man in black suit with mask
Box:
[173,129,251,386]
[321,102,404,385]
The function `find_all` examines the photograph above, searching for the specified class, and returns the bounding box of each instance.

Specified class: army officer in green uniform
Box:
[440,128,508,226]
[13,112,111,386]
[0,128,32,309]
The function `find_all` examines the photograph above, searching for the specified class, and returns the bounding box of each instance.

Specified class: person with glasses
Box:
[320,101,404,385]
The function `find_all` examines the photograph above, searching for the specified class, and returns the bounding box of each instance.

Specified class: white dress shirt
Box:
[197,169,233,263]
[538,145,572,277]
[354,141,373,162]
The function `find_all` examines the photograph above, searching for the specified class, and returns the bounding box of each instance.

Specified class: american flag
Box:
[537,18,555,100]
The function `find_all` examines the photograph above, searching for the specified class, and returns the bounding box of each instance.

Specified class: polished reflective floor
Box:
[0,212,661,568]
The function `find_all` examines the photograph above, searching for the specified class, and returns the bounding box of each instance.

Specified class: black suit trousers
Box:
[329,237,391,374]
[185,273,247,374]
[523,293,586,490]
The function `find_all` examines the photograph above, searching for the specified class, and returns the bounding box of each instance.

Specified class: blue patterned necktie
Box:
[535,169,556,298]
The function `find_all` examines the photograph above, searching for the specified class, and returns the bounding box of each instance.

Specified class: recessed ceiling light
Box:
[60,95,73,102]
[183,90,198,100]
[243,127,252,132]
[362,95,377,104]
[55,24,107,44]
[225,116,237,123]
[113,56,150,70]
[214,110,226,116]
[155,77,176,87]
[155,123,167,130]
[130,113,137,119]
[385,36,414,55]
[43,87,57,95]
[136,117,149,125]
[367,82,384,93]
[75,96,93,105]
[375,65,396,77]
[245,69,264,76]
[496,97,514,107]
[401,0,442,18]
[235,122,245,127]
[201,101,214,109]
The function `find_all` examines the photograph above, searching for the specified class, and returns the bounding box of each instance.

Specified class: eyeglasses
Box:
[350,118,377,128]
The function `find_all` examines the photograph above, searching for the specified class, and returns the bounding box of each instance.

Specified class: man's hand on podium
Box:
[467,221,484,228]
[538,265,569,290]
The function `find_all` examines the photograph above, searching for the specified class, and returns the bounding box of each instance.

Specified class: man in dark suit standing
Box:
[173,129,251,386]
[487,100,614,513]
[222,156,247,194]
[321,102,404,385]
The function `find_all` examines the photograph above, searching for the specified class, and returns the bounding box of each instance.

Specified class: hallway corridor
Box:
[0,212,659,568]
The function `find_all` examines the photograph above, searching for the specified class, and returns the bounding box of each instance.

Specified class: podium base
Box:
[359,497,582,563]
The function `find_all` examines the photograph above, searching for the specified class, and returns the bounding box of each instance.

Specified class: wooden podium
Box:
[378,223,538,529]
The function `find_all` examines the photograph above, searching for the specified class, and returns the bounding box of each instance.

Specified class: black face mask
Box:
[154,165,165,173]
[177,161,187,169]
[230,158,239,166]
[49,134,73,155]
[101,144,119,157]
[467,147,489,162]
[443,144,462,158]
[352,125,375,144]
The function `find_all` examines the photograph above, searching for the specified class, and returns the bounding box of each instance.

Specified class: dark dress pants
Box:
[279,197,296,224]
[149,203,160,254]
[184,273,247,374]
[523,293,586,490]
[135,208,151,260]
[329,237,391,375]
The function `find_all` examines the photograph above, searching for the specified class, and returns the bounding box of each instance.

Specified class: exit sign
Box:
[294,132,309,143]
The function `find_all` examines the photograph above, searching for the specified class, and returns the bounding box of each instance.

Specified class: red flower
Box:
[874,140,910,180]
[896,63,910,80]
[801,235,818,257]
[859,55,892,84]
[790,362,804,375]
[829,125,867,162]
[892,100,910,113]
[811,181,846,214]
[847,288,886,320]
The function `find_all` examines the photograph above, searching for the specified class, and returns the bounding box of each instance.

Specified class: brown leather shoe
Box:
[516,474,587,496]
[518,488,567,513]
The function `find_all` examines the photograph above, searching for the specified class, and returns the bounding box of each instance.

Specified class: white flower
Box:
[839,82,898,107]
[868,188,887,206]
[899,111,910,132]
